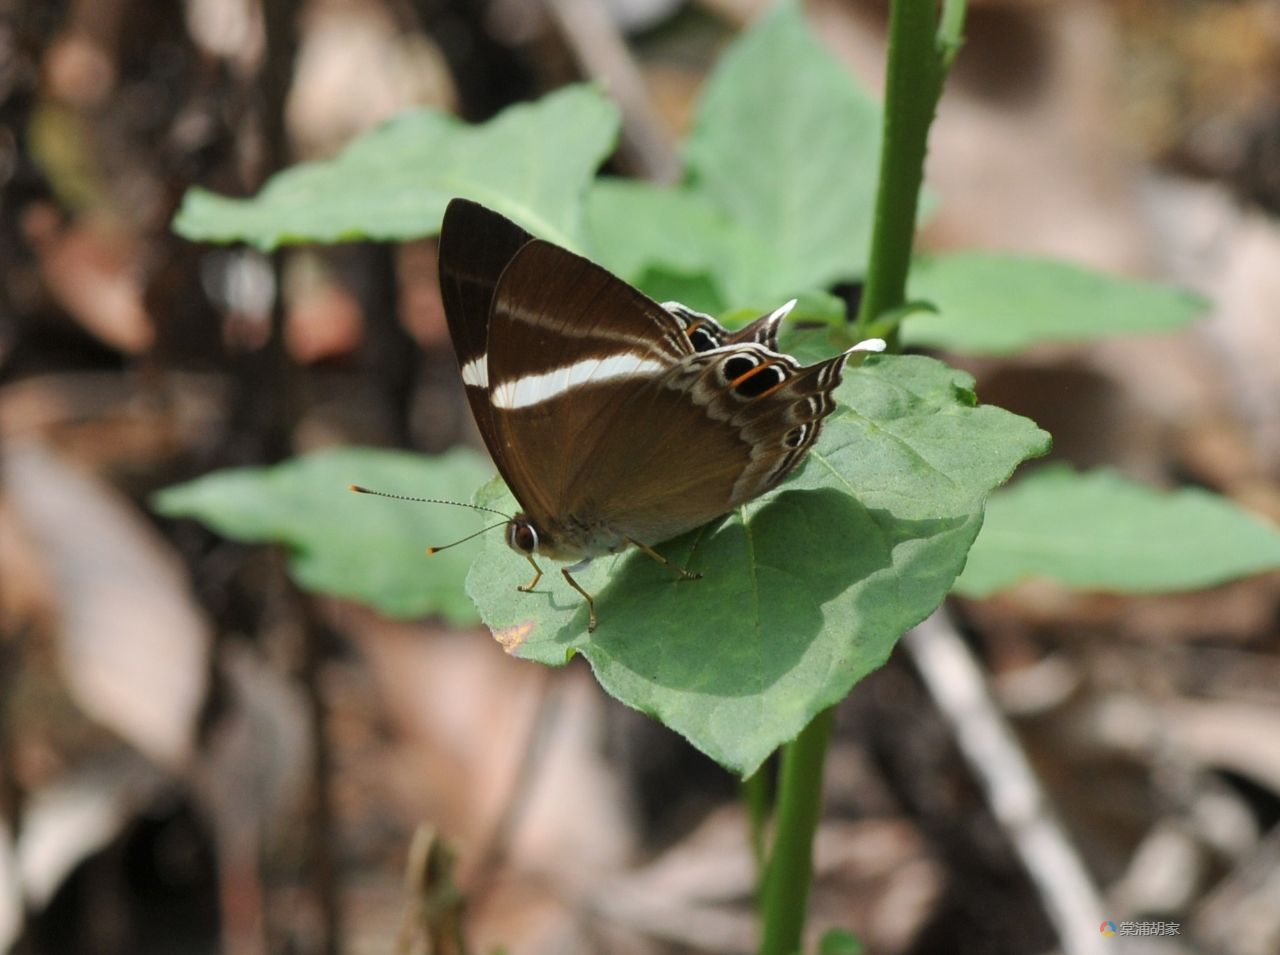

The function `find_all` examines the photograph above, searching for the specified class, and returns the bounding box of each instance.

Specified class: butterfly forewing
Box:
[562,364,756,545]
[483,239,693,549]
[438,199,533,473]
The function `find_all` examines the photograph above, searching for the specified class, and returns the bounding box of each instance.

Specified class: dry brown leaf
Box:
[396,240,448,348]
[23,205,154,354]
[44,32,116,107]
[285,275,364,365]
[15,756,168,910]
[1117,575,1280,645]
[1163,701,1280,796]
[327,606,635,881]
[184,0,264,70]
[0,822,19,951]
[1195,825,1280,955]
[473,871,665,955]
[0,371,229,478]
[812,0,1150,269]
[322,605,645,954]
[194,641,312,853]
[1119,175,1280,469]
[594,807,940,955]
[288,2,456,160]
[190,641,313,955]
[4,443,211,770]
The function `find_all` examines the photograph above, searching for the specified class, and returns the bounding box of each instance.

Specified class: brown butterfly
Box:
[433,198,882,631]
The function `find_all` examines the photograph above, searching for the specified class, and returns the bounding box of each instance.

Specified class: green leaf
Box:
[903,253,1208,354]
[955,465,1280,597]
[633,266,727,315]
[682,0,882,294]
[818,928,864,955]
[152,446,495,624]
[586,177,775,306]
[173,85,620,251]
[586,180,852,322]
[467,356,1050,775]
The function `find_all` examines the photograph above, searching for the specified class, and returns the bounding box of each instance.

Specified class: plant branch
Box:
[544,0,679,182]
[757,706,834,955]
[742,766,770,881]
[755,3,968,952]
[854,0,966,347]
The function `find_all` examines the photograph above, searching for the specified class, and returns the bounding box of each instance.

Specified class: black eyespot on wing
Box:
[665,304,727,352]
[733,363,786,398]
[688,326,719,352]
[724,355,757,380]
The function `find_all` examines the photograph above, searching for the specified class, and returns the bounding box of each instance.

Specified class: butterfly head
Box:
[504,515,540,555]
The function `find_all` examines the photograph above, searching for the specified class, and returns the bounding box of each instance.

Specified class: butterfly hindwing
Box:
[569,342,853,545]
[663,302,788,353]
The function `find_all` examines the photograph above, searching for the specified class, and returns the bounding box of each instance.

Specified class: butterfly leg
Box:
[561,564,598,633]
[626,538,703,581]
[518,554,543,592]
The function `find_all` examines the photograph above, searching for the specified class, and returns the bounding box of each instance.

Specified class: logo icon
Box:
[1100,921,1118,937]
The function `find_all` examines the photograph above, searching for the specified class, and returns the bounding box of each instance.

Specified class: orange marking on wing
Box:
[731,360,793,399]
[729,359,778,388]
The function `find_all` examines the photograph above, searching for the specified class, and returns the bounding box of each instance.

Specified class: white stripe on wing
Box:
[491,353,665,409]
[460,355,488,388]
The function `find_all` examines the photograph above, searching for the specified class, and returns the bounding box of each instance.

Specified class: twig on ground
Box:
[1194,823,1280,955]
[903,610,1108,955]
[543,0,680,182]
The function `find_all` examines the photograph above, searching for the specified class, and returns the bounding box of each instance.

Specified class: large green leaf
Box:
[173,85,620,250]
[682,0,882,294]
[586,178,776,309]
[903,253,1208,354]
[152,447,493,624]
[466,356,1050,775]
[955,465,1280,597]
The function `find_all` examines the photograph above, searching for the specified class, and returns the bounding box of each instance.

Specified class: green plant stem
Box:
[755,4,968,954]
[743,765,771,879]
[757,706,835,955]
[854,0,967,348]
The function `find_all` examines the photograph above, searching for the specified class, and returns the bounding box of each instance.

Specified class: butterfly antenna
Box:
[425,520,509,555]
[348,485,512,554]
[348,484,511,519]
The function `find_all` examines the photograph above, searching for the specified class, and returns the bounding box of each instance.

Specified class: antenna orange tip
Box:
[426,547,439,555]
[349,484,364,493]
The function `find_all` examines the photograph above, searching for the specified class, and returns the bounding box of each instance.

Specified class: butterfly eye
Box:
[505,519,539,553]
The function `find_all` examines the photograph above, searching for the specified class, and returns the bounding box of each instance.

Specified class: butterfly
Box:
[434,198,882,632]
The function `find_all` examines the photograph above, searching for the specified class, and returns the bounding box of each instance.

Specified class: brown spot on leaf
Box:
[492,621,533,654]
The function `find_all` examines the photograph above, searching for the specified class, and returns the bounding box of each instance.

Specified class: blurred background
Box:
[2,0,1280,953]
